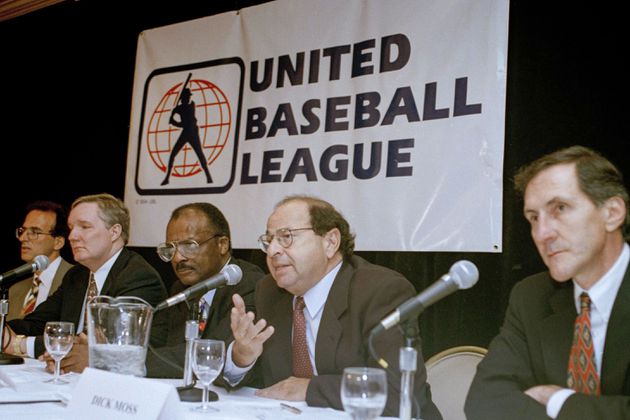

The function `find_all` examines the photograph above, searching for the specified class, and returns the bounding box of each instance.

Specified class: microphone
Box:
[0,255,49,287]
[371,260,478,336]
[154,264,242,312]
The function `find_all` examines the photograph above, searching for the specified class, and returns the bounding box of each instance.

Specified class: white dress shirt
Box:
[223,261,342,383]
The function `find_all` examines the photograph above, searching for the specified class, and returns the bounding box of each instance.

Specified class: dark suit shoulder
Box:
[346,254,415,293]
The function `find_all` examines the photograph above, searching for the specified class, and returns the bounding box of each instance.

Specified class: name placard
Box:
[66,368,181,420]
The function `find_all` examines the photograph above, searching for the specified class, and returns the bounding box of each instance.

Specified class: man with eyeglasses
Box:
[3,193,167,373]
[6,201,74,321]
[146,202,263,378]
[222,195,442,419]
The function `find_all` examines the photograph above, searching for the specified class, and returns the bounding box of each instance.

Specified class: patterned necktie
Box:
[198,297,209,334]
[83,273,98,333]
[21,275,41,316]
[292,296,314,378]
[567,292,601,395]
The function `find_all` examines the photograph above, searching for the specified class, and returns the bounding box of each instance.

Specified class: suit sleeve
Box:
[8,278,68,336]
[464,284,550,420]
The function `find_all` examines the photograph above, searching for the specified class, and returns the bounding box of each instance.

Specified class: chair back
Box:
[425,345,487,420]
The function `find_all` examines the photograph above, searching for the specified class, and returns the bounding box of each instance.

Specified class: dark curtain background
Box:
[1,0,628,359]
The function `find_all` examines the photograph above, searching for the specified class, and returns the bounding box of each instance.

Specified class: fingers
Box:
[232,293,246,313]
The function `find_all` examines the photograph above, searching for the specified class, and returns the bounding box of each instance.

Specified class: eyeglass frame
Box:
[257,227,314,253]
[156,233,224,262]
[16,226,56,241]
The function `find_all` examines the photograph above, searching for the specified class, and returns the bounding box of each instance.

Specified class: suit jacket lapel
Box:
[540,282,575,385]
[265,290,293,382]
[602,267,630,393]
[314,261,350,373]
[101,248,128,296]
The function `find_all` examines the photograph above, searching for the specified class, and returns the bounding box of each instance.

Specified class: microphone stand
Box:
[398,320,420,420]
[0,288,24,365]
[176,318,218,402]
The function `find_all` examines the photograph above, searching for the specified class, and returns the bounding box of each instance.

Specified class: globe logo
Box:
[145,78,232,183]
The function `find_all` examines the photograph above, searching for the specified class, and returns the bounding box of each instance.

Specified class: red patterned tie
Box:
[21,275,41,316]
[292,296,313,378]
[567,292,601,395]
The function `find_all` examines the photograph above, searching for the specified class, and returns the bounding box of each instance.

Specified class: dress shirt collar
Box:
[573,242,629,322]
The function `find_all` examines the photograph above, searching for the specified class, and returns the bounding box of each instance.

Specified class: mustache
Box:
[175,262,195,271]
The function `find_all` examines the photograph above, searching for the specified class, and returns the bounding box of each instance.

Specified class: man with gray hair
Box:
[3,193,167,373]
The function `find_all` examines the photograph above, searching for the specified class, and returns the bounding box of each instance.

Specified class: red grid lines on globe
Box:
[146,79,232,179]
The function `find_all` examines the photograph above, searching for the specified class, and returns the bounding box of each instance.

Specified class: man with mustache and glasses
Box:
[146,202,263,378]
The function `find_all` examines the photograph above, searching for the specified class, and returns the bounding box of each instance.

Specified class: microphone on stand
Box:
[0,255,49,287]
[371,260,479,336]
[154,264,242,312]
[153,265,242,401]
[0,255,49,365]
[368,260,479,420]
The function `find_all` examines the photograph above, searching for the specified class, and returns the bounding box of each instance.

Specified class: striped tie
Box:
[567,292,601,395]
[83,273,98,333]
[292,296,313,378]
[21,275,41,316]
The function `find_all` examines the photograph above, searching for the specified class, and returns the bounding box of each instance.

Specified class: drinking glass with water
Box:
[341,367,388,420]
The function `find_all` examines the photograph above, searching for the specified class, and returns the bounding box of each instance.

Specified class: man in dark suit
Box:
[465,146,630,419]
[3,193,167,372]
[224,195,442,419]
[146,202,263,378]
[7,200,73,321]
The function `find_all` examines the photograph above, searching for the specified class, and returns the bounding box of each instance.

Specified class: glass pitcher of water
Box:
[87,295,153,377]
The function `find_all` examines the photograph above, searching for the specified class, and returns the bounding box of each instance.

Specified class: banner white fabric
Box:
[124,0,509,251]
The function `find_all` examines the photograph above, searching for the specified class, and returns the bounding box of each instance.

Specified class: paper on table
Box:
[0,359,77,398]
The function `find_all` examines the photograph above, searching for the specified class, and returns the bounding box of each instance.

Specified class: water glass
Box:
[191,338,225,412]
[43,321,75,384]
[341,367,387,420]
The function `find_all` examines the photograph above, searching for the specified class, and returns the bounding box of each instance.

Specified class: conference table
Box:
[0,359,360,419]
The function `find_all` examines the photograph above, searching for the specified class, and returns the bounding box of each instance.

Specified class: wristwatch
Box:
[13,334,26,355]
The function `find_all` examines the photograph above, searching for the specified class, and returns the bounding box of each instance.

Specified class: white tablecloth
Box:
[0,358,355,419]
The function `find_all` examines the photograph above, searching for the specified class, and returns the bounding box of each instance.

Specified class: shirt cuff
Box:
[546,388,575,418]
[26,336,36,358]
[222,341,255,386]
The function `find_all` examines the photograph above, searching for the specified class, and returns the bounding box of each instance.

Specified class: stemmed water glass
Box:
[341,367,388,420]
[43,321,75,384]
[191,338,225,412]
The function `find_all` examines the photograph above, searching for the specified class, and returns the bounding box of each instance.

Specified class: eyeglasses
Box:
[156,233,223,262]
[258,227,314,253]
[16,227,55,241]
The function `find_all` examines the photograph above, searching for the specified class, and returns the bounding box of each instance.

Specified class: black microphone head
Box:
[449,260,478,289]
[34,255,49,271]
[223,264,242,285]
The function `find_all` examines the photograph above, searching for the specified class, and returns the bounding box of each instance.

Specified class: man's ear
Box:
[603,196,626,232]
[110,223,123,242]
[323,228,341,258]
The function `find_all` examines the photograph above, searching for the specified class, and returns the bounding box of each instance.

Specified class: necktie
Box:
[292,296,313,378]
[21,275,41,316]
[83,273,98,333]
[567,292,601,395]
[198,297,209,334]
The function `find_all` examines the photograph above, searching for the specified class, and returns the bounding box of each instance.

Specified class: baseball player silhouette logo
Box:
[161,73,213,186]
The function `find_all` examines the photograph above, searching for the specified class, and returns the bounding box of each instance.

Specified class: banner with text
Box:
[124,0,509,251]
